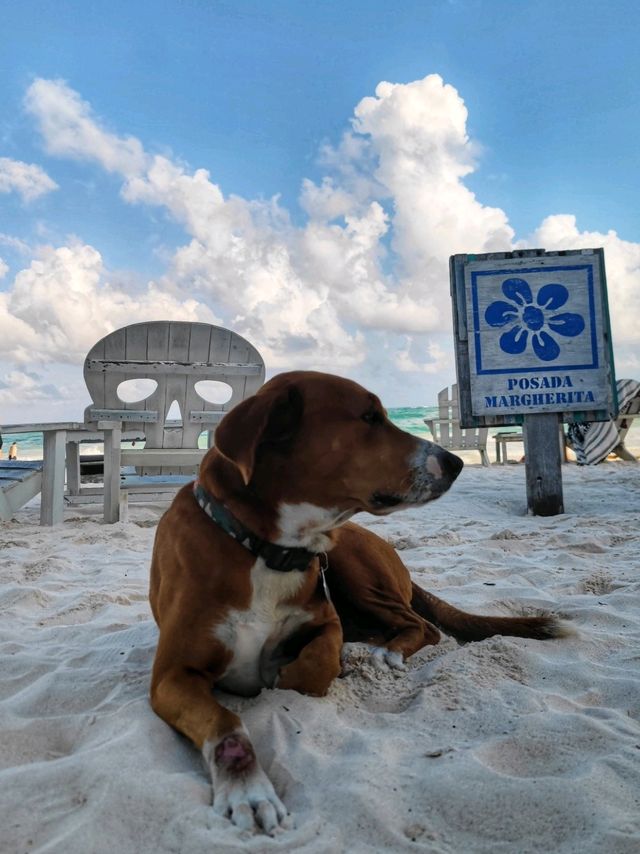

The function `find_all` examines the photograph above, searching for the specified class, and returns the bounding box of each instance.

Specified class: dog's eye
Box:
[362,410,383,425]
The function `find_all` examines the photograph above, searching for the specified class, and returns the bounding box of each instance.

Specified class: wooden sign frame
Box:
[450,248,617,516]
[450,248,617,429]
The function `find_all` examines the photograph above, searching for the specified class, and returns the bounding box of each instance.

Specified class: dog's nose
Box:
[442,450,464,480]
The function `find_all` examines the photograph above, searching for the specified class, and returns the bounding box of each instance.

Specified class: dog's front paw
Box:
[206,732,293,834]
[213,771,292,835]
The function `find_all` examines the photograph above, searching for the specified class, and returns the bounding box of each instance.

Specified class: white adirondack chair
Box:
[79,321,265,522]
[424,384,490,466]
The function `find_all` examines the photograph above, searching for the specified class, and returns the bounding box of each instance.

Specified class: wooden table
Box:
[494,431,524,464]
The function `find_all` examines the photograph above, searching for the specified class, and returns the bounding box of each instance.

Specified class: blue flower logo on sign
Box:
[484,278,585,362]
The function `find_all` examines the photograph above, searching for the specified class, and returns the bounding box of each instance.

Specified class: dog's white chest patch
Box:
[214,560,310,696]
[276,502,348,551]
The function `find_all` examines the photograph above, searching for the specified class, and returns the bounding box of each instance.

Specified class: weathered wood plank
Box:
[102,422,122,524]
[120,448,205,467]
[65,441,81,496]
[41,430,66,525]
[0,463,44,520]
[188,410,226,424]
[90,409,158,422]
[85,359,263,375]
[523,414,564,516]
[1,422,86,432]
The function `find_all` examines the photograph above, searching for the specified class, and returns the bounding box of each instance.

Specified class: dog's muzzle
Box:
[436,448,465,480]
[369,444,463,511]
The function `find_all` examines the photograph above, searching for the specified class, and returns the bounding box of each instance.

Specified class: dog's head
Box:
[208,371,462,541]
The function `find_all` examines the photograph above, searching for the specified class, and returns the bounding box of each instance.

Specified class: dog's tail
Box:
[410,582,572,642]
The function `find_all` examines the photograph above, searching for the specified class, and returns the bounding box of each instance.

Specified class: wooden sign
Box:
[451,248,616,428]
[450,248,617,515]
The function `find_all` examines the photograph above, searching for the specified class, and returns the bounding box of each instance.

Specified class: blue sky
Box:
[1,0,639,420]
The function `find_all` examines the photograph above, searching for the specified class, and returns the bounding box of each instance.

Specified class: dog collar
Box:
[192,481,319,572]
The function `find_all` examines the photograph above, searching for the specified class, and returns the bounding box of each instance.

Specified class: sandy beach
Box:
[1,461,639,853]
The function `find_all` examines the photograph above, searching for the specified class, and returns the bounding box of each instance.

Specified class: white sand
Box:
[1,463,640,853]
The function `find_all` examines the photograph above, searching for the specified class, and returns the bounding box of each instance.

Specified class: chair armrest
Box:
[120,448,206,467]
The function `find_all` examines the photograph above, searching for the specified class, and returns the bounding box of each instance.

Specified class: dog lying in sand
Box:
[149,370,566,833]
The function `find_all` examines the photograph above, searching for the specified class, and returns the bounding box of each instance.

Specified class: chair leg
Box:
[612,442,638,462]
[65,441,81,495]
[480,449,490,467]
[119,491,129,523]
[41,430,67,526]
[102,422,123,523]
[0,489,11,521]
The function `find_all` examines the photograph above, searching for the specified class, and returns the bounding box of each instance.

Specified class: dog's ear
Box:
[214,384,304,484]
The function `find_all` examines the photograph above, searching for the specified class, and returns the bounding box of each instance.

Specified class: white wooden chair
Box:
[424,384,490,466]
[79,321,265,522]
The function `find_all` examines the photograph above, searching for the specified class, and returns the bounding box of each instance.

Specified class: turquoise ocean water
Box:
[1,430,47,459]
[2,408,437,460]
[4,406,639,460]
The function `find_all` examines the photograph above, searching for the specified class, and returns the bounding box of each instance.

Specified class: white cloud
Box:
[299,177,359,221]
[23,75,513,356]
[300,74,515,328]
[0,157,58,201]
[24,78,147,177]
[0,233,31,254]
[2,242,219,365]
[0,369,63,406]
[122,156,232,240]
[395,338,450,375]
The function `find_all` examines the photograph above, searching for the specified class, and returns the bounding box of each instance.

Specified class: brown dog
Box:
[149,370,565,833]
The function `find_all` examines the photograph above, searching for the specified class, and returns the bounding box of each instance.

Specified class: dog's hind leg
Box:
[343,593,440,668]
[276,613,343,695]
[327,522,441,666]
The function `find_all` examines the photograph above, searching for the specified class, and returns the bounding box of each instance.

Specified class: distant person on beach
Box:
[8,442,17,460]
[0,429,3,458]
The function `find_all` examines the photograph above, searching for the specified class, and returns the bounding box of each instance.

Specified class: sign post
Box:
[450,248,616,515]
[522,413,564,515]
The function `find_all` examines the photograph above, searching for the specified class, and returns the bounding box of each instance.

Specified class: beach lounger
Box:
[424,384,490,466]
[566,378,640,465]
[0,460,44,521]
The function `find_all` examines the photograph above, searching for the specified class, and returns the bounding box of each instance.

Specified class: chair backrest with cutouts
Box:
[83,321,265,451]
